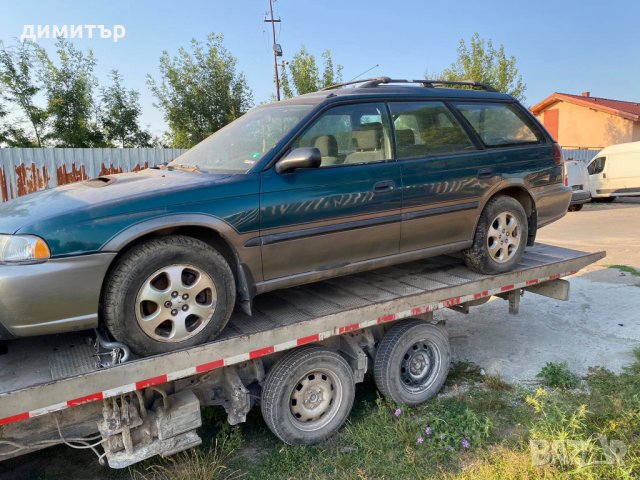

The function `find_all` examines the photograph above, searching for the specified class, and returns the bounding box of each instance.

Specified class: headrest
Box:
[352,123,382,150]
[314,135,338,157]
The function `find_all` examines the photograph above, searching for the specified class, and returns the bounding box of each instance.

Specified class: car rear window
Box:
[453,102,542,147]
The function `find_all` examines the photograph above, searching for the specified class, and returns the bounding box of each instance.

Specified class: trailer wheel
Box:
[261,346,355,445]
[374,320,450,405]
[568,204,583,212]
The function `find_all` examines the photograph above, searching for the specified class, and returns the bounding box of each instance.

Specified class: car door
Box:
[389,101,492,253]
[259,102,402,281]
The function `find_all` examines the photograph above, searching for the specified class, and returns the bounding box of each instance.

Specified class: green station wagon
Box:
[0,78,570,355]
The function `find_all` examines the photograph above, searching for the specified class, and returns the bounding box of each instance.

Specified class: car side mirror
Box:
[275,147,321,174]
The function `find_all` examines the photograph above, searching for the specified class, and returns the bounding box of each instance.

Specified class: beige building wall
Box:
[534,101,637,149]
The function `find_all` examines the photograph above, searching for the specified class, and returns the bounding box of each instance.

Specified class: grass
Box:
[608,264,640,276]
[125,351,640,479]
[536,362,581,389]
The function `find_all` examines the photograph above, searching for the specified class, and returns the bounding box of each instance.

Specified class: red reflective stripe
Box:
[297,334,320,346]
[501,284,515,292]
[443,297,460,307]
[67,392,103,407]
[0,412,29,425]
[196,359,224,373]
[136,374,168,390]
[526,279,539,286]
[250,346,275,359]
[339,323,360,333]
[549,274,560,280]
[378,314,397,323]
[474,290,489,299]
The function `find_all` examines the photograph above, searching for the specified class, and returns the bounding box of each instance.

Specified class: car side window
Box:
[291,103,393,167]
[453,102,541,147]
[389,102,477,158]
[588,157,606,175]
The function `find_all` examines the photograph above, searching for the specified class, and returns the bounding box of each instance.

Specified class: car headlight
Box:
[0,235,51,263]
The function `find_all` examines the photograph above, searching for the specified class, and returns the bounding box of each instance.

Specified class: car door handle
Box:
[477,168,495,180]
[373,180,395,192]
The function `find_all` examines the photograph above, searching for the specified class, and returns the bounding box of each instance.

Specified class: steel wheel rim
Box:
[400,340,441,394]
[288,368,343,432]
[135,264,217,343]
[487,211,520,263]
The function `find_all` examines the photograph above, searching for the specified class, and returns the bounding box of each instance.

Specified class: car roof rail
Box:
[320,76,497,93]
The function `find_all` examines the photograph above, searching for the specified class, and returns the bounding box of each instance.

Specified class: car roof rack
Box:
[320,76,497,92]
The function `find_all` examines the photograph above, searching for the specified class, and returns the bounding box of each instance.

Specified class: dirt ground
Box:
[445,198,640,383]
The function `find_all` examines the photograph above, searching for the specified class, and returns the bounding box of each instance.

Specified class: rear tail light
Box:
[552,143,564,166]
[564,174,568,186]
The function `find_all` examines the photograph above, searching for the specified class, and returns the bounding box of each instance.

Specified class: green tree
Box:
[100,70,151,147]
[38,39,104,147]
[280,48,343,98]
[0,41,48,146]
[431,33,526,101]
[147,33,253,148]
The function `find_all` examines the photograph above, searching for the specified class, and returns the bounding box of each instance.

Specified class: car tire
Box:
[102,235,235,356]
[463,195,528,274]
[568,204,584,212]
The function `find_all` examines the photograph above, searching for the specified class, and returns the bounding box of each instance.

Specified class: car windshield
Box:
[169,104,314,173]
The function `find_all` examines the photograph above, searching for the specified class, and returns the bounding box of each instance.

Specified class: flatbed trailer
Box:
[0,244,604,469]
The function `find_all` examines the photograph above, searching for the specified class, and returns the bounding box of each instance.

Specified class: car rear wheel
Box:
[103,235,235,356]
[463,195,528,274]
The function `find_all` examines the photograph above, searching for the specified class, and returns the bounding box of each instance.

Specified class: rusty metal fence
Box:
[0,148,186,202]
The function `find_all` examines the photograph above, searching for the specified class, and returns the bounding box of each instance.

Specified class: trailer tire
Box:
[103,235,235,356]
[261,346,355,445]
[374,320,450,405]
[463,195,528,274]
[568,204,583,212]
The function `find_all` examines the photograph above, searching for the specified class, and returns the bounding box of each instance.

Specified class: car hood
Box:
[0,168,234,234]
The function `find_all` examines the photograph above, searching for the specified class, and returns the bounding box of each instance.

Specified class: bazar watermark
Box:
[530,436,627,468]
[20,24,126,43]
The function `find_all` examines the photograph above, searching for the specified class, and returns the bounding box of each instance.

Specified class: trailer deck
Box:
[0,243,604,427]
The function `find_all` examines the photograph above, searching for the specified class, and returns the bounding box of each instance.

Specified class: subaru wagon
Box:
[0,77,570,355]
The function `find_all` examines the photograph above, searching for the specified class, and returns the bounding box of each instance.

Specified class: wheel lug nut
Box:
[171,309,178,316]
[182,293,189,300]
[181,305,189,311]
[164,301,172,308]
[171,291,178,298]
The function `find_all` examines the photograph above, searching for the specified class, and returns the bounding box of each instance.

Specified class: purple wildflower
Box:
[417,437,424,444]
[425,426,432,435]
[462,439,470,449]
[394,408,402,417]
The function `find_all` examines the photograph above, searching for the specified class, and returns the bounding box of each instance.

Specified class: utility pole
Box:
[264,0,282,100]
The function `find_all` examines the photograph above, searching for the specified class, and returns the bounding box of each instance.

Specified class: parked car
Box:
[565,159,591,211]
[588,141,640,202]
[0,77,571,355]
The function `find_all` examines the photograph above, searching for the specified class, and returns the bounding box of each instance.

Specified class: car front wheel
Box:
[102,235,236,356]
[463,195,528,274]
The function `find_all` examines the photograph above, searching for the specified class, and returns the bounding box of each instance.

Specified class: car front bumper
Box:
[0,253,116,339]
[571,190,591,205]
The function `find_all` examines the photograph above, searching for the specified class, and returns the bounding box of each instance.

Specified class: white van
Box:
[565,160,590,211]
[587,141,640,200]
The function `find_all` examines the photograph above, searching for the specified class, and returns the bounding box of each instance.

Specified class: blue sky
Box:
[1,0,639,136]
